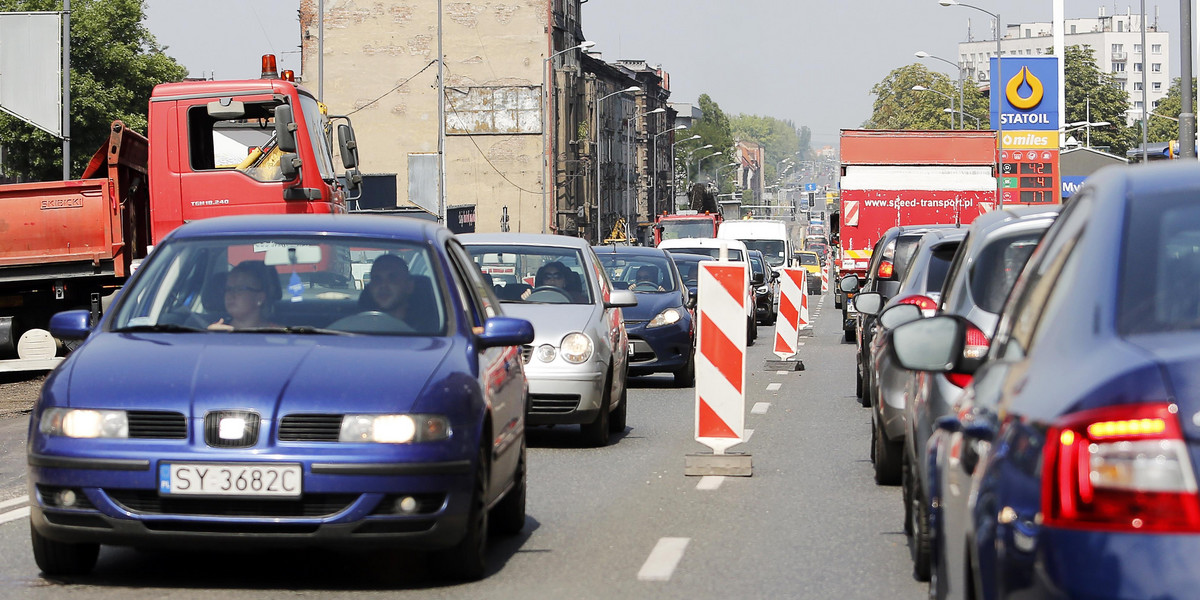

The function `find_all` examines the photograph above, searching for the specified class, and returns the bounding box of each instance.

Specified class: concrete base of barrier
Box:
[764,359,804,371]
[684,452,753,477]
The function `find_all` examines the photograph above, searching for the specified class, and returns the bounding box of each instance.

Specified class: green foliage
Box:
[1061,45,1134,155]
[1145,77,1197,142]
[675,94,734,182]
[730,113,803,182]
[864,64,984,130]
[0,0,187,180]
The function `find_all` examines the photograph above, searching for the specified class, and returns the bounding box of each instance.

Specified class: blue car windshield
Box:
[111,235,447,336]
[597,254,677,292]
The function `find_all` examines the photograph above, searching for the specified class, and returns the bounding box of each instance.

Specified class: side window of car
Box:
[938,232,971,310]
[446,241,493,330]
[586,248,611,298]
[993,193,1094,360]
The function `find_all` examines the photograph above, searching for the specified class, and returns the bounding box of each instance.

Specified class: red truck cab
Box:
[653,210,724,245]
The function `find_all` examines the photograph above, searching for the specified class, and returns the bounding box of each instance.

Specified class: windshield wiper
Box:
[234,326,355,336]
[114,323,204,333]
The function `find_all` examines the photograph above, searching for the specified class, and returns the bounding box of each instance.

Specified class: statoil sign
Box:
[989,56,1059,131]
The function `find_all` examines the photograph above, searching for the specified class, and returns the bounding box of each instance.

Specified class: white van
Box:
[658,237,759,345]
[717,220,793,272]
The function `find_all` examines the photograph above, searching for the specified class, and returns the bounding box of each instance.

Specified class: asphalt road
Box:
[0,291,928,599]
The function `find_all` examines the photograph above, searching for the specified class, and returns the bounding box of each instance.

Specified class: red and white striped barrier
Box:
[695,262,747,455]
[797,285,810,330]
[820,264,829,294]
[773,268,807,359]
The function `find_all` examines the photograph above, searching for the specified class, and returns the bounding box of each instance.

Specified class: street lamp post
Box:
[650,124,687,220]
[543,40,595,233]
[670,134,701,211]
[912,85,956,128]
[697,151,723,183]
[594,85,641,244]
[916,51,966,129]
[626,107,666,232]
[940,0,1003,207]
[945,108,982,128]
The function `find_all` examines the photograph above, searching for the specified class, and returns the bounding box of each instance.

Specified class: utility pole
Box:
[1181,0,1196,158]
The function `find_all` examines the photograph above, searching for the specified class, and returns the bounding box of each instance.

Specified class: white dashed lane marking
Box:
[638,537,691,581]
[744,428,754,441]
[0,496,27,511]
[0,506,30,525]
[766,383,782,392]
[751,402,771,415]
[696,476,724,491]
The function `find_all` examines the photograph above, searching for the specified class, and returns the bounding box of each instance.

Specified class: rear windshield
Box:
[892,235,924,281]
[925,245,958,294]
[970,231,1044,314]
[798,253,819,267]
[1119,195,1200,334]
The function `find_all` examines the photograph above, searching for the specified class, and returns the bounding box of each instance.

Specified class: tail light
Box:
[1043,402,1200,532]
[895,294,937,317]
[877,260,894,279]
[943,323,988,388]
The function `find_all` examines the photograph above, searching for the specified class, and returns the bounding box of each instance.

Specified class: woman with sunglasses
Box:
[208,261,279,330]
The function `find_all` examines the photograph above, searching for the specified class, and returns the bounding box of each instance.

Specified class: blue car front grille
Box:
[127,411,187,439]
[278,414,344,442]
[105,489,358,518]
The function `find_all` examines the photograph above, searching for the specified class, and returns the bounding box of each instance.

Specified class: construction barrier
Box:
[773,268,806,360]
[694,261,747,455]
[821,263,829,294]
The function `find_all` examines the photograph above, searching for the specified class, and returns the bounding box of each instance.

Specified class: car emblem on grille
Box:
[205,410,260,448]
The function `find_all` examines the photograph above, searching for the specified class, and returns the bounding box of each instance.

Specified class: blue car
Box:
[890,161,1200,600]
[27,215,533,581]
[593,245,696,387]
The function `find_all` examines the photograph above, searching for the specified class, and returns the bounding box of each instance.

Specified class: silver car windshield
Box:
[465,245,594,304]
[111,235,447,336]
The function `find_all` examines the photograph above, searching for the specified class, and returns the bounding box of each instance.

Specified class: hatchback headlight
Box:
[648,307,682,329]
[40,408,128,439]
[559,332,594,364]
[755,285,769,295]
[339,414,451,444]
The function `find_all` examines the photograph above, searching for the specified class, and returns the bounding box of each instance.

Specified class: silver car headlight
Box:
[536,344,557,362]
[559,332,594,364]
[40,408,128,438]
[339,414,451,443]
[647,307,682,329]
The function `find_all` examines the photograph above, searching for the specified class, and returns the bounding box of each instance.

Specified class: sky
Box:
[142,0,1187,149]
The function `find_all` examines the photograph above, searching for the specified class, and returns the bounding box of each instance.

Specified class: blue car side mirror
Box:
[478,317,534,348]
[49,309,93,341]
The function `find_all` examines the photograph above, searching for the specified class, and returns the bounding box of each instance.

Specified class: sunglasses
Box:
[225,285,263,294]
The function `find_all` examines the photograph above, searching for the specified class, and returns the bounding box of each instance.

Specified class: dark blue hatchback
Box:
[890,161,1200,600]
[27,215,533,581]
[593,245,696,387]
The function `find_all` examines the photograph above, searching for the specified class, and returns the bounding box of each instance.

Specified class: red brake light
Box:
[260,54,280,79]
[878,260,894,279]
[1043,402,1200,532]
[896,294,937,315]
[942,323,988,388]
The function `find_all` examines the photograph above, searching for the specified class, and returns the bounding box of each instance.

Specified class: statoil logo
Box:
[1006,66,1044,110]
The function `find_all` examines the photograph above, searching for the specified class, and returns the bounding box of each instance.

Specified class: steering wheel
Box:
[526,286,572,302]
[327,310,415,333]
[631,281,661,292]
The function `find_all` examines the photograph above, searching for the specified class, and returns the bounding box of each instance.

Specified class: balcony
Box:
[1112,52,1127,61]
[1112,70,1128,80]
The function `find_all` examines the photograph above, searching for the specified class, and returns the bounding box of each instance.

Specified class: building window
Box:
[1154,99,1162,108]
[1070,25,1077,34]
[1134,62,1143,72]
[1112,43,1123,53]
[1135,82,1143,91]
[1153,81,1162,91]
[1113,63,1126,72]
[1152,44,1162,54]
[1135,101,1144,109]
[1153,63,1162,72]
[1025,28,1032,37]
[1134,44,1142,54]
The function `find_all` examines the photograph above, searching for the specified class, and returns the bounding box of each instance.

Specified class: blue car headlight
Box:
[647,307,683,329]
[40,408,129,438]
[339,414,451,443]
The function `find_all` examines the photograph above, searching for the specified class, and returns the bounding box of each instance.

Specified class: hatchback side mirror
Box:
[838,274,860,293]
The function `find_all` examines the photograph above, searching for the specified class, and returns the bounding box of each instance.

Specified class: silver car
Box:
[462,233,636,447]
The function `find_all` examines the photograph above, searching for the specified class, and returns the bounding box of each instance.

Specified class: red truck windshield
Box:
[659,218,717,241]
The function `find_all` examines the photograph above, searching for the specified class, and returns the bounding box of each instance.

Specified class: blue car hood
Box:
[620,292,680,323]
[52,333,453,417]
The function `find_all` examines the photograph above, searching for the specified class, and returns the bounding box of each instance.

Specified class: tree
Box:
[0,0,187,180]
[1145,77,1197,142]
[1061,44,1134,155]
[863,64,984,130]
[676,94,734,183]
[730,113,801,182]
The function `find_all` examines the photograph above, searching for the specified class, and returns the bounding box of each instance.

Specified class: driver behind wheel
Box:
[628,265,664,291]
[521,261,586,302]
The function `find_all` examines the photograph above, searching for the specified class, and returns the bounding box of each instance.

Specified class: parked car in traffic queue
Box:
[748,249,779,326]
[462,233,636,447]
[890,161,1200,600]
[659,237,760,345]
[28,215,534,581]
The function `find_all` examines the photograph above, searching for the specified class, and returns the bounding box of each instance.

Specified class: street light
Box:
[627,107,666,228]
[1064,120,1110,147]
[945,107,982,128]
[940,0,1003,207]
[916,50,966,129]
[697,151,723,183]
[594,85,641,243]
[912,85,956,128]
[650,124,687,218]
[543,40,595,233]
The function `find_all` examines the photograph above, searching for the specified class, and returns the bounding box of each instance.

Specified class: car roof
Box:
[592,245,669,257]
[166,214,446,241]
[461,232,592,248]
[667,252,715,262]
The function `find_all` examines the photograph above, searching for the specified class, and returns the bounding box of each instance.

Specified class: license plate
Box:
[627,344,635,356]
[159,462,302,497]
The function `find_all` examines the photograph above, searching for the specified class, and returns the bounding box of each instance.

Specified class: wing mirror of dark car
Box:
[751,271,765,286]
[607,289,638,308]
[771,271,780,280]
[685,293,697,309]
[49,309,93,340]
[889,315,970,372]
[878,303,923,329]
[852,292,883,316]
[478,316,534,348]
[838,274,860,293]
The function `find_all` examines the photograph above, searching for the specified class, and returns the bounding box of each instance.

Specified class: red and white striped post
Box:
[820,263,829,294]
[693,261,747,456]
[773,268,806,360]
